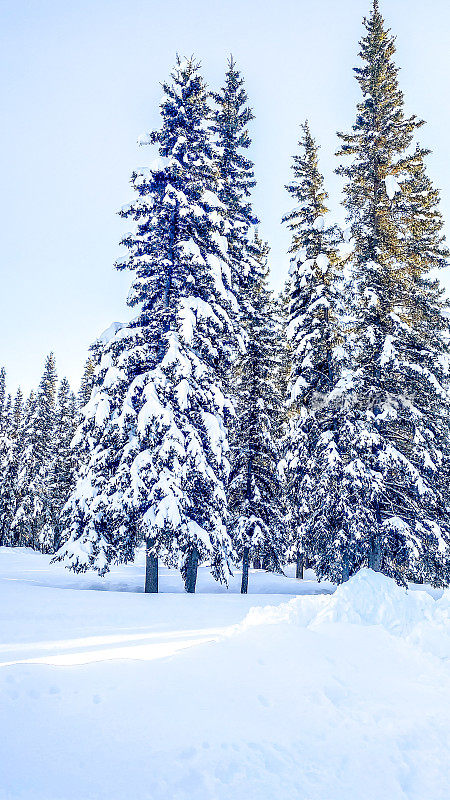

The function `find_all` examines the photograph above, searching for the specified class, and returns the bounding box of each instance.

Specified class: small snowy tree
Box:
[0,370,17,546]
[57,57,238,592]
[9,390,35,546]
[0,368,6,429]
[228,239,285,592]
[47,378,77,551]
[281,121,343,579]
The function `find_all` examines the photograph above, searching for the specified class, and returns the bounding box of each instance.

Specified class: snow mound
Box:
[235,569,445,646]
[311,568,435,636]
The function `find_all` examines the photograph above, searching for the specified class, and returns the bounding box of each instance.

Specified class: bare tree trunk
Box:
[296,552,304,579]
[184,548,199,593]
[53,526,62,554]
[368,503,382,572]
[368,538,382,571]
[145,542,158,593]
[241,547,250,594]
[341,554,350,582]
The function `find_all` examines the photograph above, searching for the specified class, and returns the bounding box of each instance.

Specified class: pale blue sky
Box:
[1,0,449,394]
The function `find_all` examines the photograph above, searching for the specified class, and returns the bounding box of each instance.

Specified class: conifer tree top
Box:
[212,56,256,221]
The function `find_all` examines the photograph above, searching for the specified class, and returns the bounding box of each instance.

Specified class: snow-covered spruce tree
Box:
[0,368,6,428]
[228,237,285,592]
[9,390,35,546]
[280,121,344,580]
[213,58,285,584]
[0,388,24,546]
[0,369,15,546]
[56,57,237,592]
[47,378,77,551]
[55,322,132,576]
[332,0,450,584]
[8,388,24,527]
[11,354,58,551]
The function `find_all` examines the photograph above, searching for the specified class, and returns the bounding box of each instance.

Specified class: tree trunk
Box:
[241,547,250,594]
[53,526,61,554]
[341,555,350,582]
[145,543,158,593]
[253,557,261,570]
[368,538,382,572]
[184,548,199,593]
[296,551,304,579]
[369,501,382,572]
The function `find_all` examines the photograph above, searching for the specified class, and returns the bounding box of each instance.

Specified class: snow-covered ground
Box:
[1,548,450,800]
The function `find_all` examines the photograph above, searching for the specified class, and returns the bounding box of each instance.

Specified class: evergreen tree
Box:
[0,367,6,430]
[213,58,285,587]
[10,390,35,546]
[0,370,16,546]
[0,387,25,547]
[56,57,238,592]
[47,378,77,551]
[330,0,450,584]
[5,390,24,545]
[11,355,58,551]
[228,239,285,592]
[280,121,343,579]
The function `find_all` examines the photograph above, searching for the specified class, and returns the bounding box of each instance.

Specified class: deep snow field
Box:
[1,548,450,800]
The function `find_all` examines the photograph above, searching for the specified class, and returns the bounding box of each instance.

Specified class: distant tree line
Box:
[0,356,77,552]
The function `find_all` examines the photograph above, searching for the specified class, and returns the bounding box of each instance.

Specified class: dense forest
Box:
[2,0,449,593]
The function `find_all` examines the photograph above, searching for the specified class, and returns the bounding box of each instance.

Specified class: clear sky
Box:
[1,0,449,395]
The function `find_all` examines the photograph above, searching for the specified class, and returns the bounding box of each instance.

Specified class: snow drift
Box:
[1,550,450,800]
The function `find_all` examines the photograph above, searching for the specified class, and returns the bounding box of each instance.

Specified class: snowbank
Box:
[311,567,435,634]
[238,567,450,661]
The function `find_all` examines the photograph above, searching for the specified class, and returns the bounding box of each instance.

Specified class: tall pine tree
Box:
[213,58,285,588]
[0,370,17,546]
[332,0,450,584]
[281,121,344,580]
[56,57,238,592]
